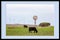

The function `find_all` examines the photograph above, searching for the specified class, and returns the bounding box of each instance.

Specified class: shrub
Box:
[39,22,50,27]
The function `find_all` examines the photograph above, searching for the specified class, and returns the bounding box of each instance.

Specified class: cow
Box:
[24,25,28,28]
[29,27,38,33]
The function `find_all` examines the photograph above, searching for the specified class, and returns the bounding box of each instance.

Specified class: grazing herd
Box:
[24,25,38,33]
[23,22,50,33]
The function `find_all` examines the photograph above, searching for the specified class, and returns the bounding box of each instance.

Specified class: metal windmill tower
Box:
[33,15,38,25]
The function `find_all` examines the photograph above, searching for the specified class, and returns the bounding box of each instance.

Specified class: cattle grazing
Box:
[29,27,38,33]
[24,25,28,28]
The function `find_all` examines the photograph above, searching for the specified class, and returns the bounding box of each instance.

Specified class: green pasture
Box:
[6,26,54,36]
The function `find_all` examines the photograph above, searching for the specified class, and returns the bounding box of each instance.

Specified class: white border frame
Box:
[1,1,59,39]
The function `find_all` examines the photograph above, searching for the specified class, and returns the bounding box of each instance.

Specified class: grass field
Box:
[6,25,54,36]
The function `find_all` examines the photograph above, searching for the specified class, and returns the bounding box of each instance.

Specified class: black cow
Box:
[29,27,38,33]
[24,25,28,28]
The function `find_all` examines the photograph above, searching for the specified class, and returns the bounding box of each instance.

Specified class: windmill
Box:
[33,15,38,26]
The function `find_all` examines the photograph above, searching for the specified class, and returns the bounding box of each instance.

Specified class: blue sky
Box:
[6,4,55,25]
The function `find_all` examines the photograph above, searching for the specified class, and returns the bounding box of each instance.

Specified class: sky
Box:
[6,4,55,25]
